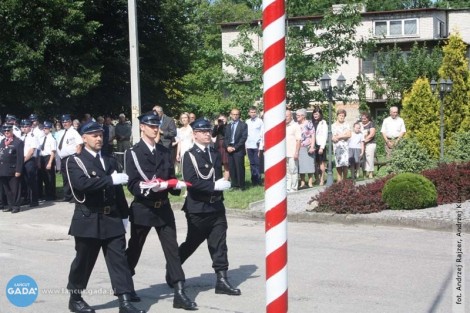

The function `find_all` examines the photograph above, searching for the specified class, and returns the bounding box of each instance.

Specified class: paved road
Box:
[0,202,468,313]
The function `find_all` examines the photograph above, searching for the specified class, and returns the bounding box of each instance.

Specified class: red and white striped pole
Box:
[263,0,287,312]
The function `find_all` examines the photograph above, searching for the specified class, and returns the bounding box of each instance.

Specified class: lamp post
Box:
[320,73,346,186]
[430,78,453,162]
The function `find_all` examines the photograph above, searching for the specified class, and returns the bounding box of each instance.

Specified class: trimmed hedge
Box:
[382,173,437,210]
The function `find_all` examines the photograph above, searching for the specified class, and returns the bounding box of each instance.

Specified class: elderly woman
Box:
[312,106,328,186]
[296,108,315,189]
[332,109,351,182]
[360,112,376,179]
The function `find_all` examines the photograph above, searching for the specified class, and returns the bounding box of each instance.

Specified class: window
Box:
[374,19,418,37]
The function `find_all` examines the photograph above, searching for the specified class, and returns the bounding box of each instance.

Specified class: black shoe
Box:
[166,271,174,288]
[11,208,20,214]
[173,281,197,310]
[2,208,12,212]
[215,271,241,296]
[68,297,95,313]
[118,294,146,313]
[130,290,141,302]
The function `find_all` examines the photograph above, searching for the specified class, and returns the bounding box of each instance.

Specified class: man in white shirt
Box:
[286,110,301,192]
[245,106,264,186]
[57,114,83,201]
[381,106,406,159]
[38,121,57,201]
[20,119,40,207]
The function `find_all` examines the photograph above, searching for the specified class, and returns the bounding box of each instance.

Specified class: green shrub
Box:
[382,173,437,210]
[446,131,470,162]
[389,138,436,173]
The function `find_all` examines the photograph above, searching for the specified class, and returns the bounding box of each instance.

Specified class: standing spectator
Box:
[153,105,177,150]
[245,106,264,186]
[175,112,193,174]
[97,116,110,156]
[224,108,248,189]
[115,113,132,165]
[348,122,364,180]
[188,113,196,124]
[20,119,39,207]
[285,110,301,192]
[106,116,115,154]
[65,121,146,313]
[296,108,315,189]
[360,112,377,178]
[381,106,406,159]
[312,107,328,186]
[53,120,64,172]
[72,119,81,130]
[125,113,196,310]
[38,121,57,201]
[0,123,24,213]
[212,114,230,180]
[332,109,351,182]
[179,117,241,296]
[57,114,83,202]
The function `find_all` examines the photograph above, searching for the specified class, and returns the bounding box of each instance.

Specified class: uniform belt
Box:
[78,205,115,214]
[195,195,222,203]
[136,198,169,208]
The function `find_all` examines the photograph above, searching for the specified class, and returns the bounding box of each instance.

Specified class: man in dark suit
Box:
[0,123,24,213]
[65,121,145,313]
[152,105,177,149]
[178,117,241,296]
[125,113,197,311]
[224,108,248,189]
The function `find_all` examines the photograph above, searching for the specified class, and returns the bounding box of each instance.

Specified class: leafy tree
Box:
[401,77,440,158]
[0,0,100,116]
[367,43,442,107]
[435,0,470,9]
[223,4,370,114]
[437,33,470,135]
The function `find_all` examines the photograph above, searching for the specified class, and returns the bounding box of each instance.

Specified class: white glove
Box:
[152,181,168,192]
[111,171,129,185]
[214,178,231,191]
[174,181,187,190]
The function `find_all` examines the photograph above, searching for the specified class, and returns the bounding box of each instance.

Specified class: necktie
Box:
[58,129,68,150]
[41,135,47,150]
[204,147,211,161]
[95,153,104,170]
[231,123,236,144]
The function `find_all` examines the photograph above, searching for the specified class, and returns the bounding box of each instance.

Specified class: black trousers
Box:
[0,176,22,210]
[228,150,245,189]
[67,235,134,295]
[38,155,56,200]
[126,223,185,285]
[23,158,38,204]
[179,211,229,272]
[60,157,72,200]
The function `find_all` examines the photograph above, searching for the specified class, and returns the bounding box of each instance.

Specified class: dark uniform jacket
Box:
[182,144,225,213]
[223,120,248,154]
[66,149,129,239]
[125,140,180,227]
[0,137,24,177]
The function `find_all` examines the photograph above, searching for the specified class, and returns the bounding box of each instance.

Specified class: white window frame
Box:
[373,18,419,38]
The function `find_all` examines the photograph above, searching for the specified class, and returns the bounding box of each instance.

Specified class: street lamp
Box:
[320,73,346,186]
[430,78,453,162]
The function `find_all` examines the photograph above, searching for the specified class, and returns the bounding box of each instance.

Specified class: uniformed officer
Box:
[38,121,57,201]
[20,119,39,207]
[125,113,197,310]
[178,117,241,296]
[57,114,83,201]
[5,115,22,138]
[66,121,145,313]
[0,123,24,213]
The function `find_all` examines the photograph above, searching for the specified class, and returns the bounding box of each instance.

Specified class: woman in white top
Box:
[176,112,193,173]
[331,109,351,182]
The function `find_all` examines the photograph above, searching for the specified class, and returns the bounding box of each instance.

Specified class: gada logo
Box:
[6,275,38,307]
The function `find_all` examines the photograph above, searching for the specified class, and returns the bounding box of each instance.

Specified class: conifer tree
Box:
[402,77,440,159]
[438,33,470,139]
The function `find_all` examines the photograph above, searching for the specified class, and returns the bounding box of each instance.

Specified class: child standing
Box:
[348,122,364,180]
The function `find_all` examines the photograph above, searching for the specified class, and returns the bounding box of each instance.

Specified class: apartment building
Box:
[221,7,470,119]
